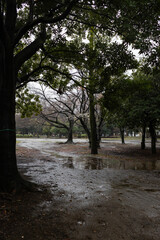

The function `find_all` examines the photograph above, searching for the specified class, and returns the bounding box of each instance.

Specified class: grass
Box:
[102,136,142,141]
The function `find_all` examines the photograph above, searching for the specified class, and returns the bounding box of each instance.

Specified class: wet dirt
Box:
[1,138,160,240]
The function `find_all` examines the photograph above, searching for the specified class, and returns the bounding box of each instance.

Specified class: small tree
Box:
[38,86,77,143]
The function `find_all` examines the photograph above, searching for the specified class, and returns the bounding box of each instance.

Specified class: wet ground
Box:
[1,138,160,240]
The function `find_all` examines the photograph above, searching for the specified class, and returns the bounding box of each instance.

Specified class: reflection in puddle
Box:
[64,157,160,171]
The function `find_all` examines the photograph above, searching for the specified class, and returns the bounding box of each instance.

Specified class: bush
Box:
[16,134,33,138]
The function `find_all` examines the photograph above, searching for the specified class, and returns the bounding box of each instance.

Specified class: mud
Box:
[1,138,160,240]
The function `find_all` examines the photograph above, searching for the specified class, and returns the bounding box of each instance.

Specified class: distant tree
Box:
[127,72,160,153]
[103,75,132,144]
[103,71,160,153]
[52,127,68,138]
[37,84,106,146]
[16,114,43,137]
[38,86,77,143]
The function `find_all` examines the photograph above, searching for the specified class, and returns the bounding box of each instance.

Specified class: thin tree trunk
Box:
[149,122,156,154]
[79,118,91,146]
[97,117,104,149]
[141,125,146,150]
[97,136,101,149]
[66,119,74,144]
[89,92,98,154]
[120,127,125,144]
[97,126,102,149]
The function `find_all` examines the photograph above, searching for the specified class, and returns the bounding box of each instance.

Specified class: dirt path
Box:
[1,139,160,240]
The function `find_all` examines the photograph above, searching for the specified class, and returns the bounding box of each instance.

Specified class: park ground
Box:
[0,138,160,240]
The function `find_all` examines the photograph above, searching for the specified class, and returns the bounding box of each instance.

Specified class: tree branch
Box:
[28,0,34,22]
[14,29,46,74]
[14,0,78,45]
[40,112,69,130]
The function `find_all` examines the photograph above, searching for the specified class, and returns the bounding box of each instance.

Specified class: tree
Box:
[42,125,53,138]
[37,84,105,145]
[16,114,43,137]
[103,71,160,153]
[0,0,159,191]
[61,28,137,153]
[127,72,160,154]
[16,87,42,118]
[102,75,132,144]
[0,0,78,192]
[39,86,77,143]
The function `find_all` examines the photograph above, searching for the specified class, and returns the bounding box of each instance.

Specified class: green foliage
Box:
[16,114,44,136]
[103,74,131,112]
[7,0,160,132]
[65,30,138,95]
[103,70,160,132]
[16,88,42,118]
[52,127,68,137]
[127,72,160,128]
[15,0,158,100]
[115,0,160,49]
[42,125,54,137]
[16,133,33,138]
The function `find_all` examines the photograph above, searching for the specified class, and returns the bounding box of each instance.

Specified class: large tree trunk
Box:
[141,125,146,150]
[89,92,98,154]
[149,122,156,154]
[0,44,23,192]
[0,3,31,192]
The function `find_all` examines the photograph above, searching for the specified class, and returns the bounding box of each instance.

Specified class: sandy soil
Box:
[0,139,160,240]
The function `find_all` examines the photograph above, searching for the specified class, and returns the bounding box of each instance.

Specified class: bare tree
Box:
[36,85,105,146]
[37,86,77,143]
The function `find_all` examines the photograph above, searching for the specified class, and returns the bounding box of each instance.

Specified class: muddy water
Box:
[63,156,160,171]
[17,138,160,240]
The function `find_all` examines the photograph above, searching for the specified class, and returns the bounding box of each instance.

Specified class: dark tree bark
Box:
[120,127,125,144]
[0,3,44,192]
[0,35,34,192]
[0,39,45,192]
[0,47,19,191]
[141,125,146,150]
[65,118,74,144]
[79,117,91,145]
[0,2,23,192]
[89,92,98,154]
[97,116,104,148]
[149,122,156,154]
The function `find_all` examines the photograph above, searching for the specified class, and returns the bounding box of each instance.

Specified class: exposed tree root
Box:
[65,140,74,144]
[0,173,40,194]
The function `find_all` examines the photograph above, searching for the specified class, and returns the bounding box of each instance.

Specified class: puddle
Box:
[17,137,160,233]
[63,156,160,171]
[18,138,160,171]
